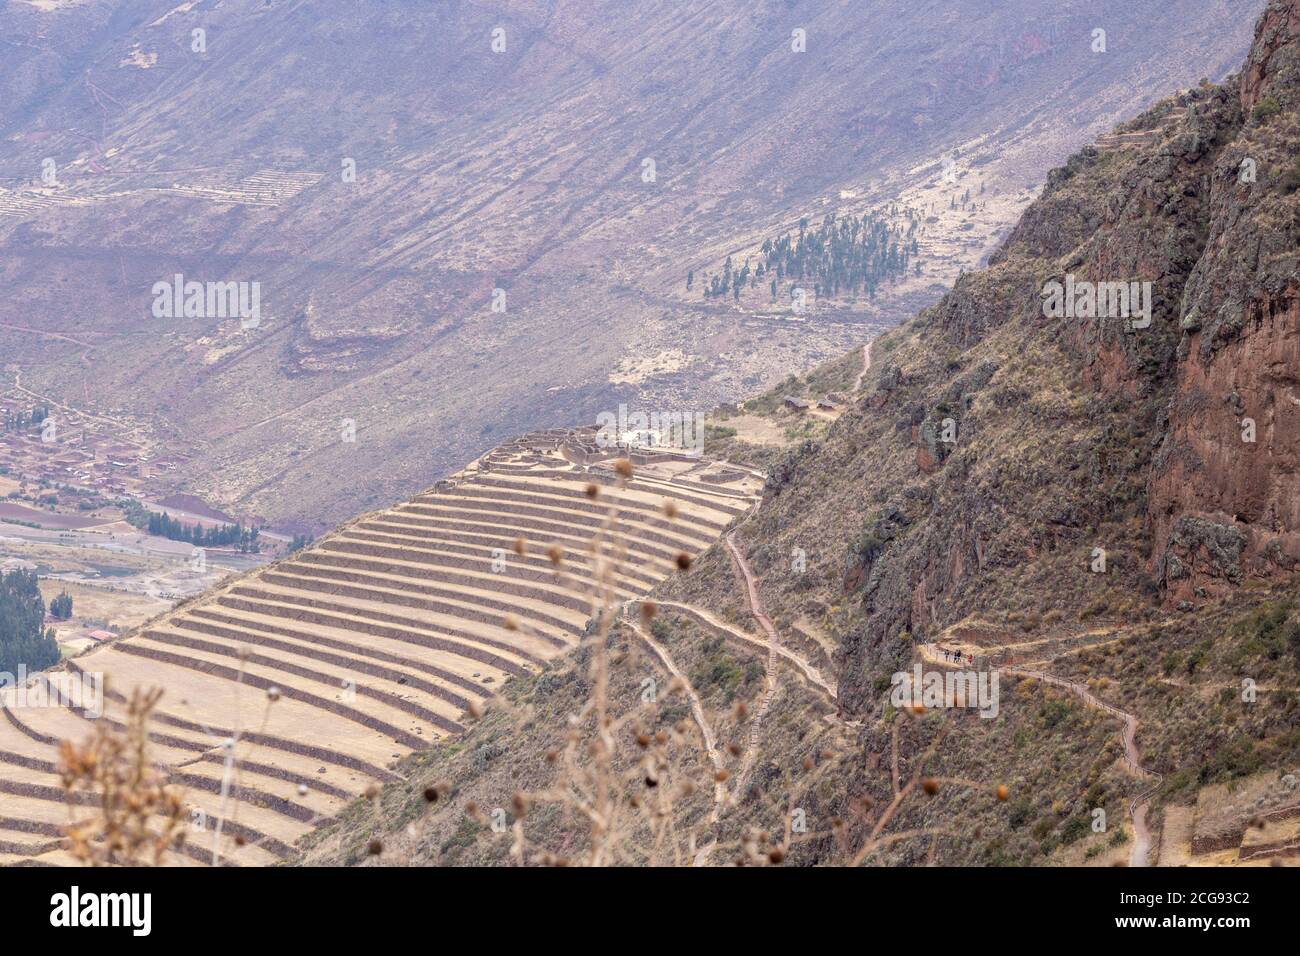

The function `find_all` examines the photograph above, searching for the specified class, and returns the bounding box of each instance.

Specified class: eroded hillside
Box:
[0,432,758,865]
[296,0,1300,867]
[0,0,1261,531]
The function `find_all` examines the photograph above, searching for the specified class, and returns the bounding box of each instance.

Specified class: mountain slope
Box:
[296,0,1300,867]
[0,0,1262,531]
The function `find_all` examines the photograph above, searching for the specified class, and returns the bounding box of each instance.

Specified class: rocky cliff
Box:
[296,0,1300,867]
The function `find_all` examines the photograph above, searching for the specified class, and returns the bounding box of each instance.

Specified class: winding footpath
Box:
[650,600,836,699]
[622,618,729,818]
[921,643,1159,866]
[852,340,873,394]
[725,536,779,791]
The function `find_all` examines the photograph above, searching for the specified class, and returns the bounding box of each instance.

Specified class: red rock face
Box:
[1240,0,1300,114]
[1149,292,1300,600]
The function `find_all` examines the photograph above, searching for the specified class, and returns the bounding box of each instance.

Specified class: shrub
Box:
[1253,95,1281,122]
[1061,814,1091,845]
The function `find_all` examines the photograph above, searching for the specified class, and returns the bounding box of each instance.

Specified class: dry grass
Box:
[58,685,188,866]
[51,456,999,868]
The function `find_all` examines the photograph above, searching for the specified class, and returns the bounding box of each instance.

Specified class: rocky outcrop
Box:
[803,0,1300,717]
[1147,0,1300,601]
[1240,0,1300,114]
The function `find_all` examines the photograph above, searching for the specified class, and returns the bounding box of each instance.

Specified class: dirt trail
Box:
[852,341,873,393]
[921,642,1159,866]
[623,618,728,818]
[1015,668,1159,867]
[651,600,835,699]
[723,534,784,801]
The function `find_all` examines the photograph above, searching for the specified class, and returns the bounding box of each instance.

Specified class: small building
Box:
[783,396,811,412]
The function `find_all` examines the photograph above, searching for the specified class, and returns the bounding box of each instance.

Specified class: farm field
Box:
[0,431,759,865]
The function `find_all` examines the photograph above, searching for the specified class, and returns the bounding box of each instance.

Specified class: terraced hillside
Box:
[0,430,759,866]
[0,0,1261,532]
[291,0,1300,869]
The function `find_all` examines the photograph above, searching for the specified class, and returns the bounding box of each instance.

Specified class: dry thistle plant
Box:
[372,459,997,867]
[58,685,188,866]
[478,458,726,866]
[818,708,1005,866]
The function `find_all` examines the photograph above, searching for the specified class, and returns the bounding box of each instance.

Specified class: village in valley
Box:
[0,380,291,658]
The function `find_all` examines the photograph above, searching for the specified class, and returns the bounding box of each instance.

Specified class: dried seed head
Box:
[512,792,530,818]
[639,600,657,621]
[996,784,1009,802]
[735,701,748,721]
[644,774,659,788]
[502,614,519,632]
[662,500,679,519]
[802,755,815,771]
[727,743,742,757]
[922,778,940,796]
[367,839,383,856]
[584,483,600,500]
[613,458,634,479]
[266,686,281,702]
[512,537,527,557]
[544,749,559,764]
[636,732,651,749]
[768,847,786,864]
[715,769,729,782]
[674,551,693,571]
[547,544,564,566]
[365,783,381,800]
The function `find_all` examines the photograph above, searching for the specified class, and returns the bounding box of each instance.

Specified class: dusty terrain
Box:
[0,431,759,865]
[0,0,1262,531]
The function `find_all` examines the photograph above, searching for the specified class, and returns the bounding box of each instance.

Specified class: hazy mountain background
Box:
[0,0,1264,532]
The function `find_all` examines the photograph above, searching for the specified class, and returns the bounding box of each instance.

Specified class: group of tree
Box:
[0,569,60,673]
[48,591,73,620]
[2,405,50,432]
[143,511,262,552]
[693,210,920,304]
